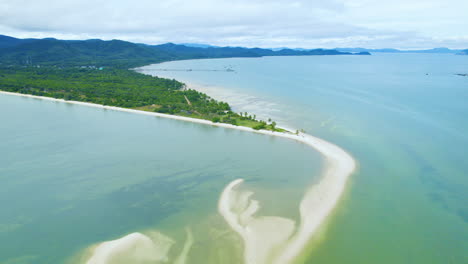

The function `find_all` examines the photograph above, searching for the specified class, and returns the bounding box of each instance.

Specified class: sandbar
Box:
[0,90,356,264]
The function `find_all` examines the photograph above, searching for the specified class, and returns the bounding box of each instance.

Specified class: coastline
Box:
[0,90,356,263]
[217,119,356,264]
[180,82,293,130]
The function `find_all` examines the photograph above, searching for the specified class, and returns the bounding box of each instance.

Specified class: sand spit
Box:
[85,232,174,264]
[0,91,282,135]
[1,91,356,263]
[218,133,355,264]
[218,179,296,264]
[173,228,194,264]
[84,229,193,264]
[0,90,322,140]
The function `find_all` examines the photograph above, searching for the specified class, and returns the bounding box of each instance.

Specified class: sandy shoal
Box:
[1,90,356,264]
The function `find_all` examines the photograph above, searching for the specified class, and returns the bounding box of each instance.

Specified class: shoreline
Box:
[0,90,297,138]
[136,63,297,131]
[217,122,356,264]
[0,90,356,263]
[181,82,294,130]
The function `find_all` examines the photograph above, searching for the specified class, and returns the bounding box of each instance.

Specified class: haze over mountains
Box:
[178,43,465,54]
[1,35,465,69]
[335,47,463,53]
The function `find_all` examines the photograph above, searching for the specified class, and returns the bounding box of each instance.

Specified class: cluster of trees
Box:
[0,66,230,116]
[209,111,282,131]
[253,119,276,131]
[0,66,286,132]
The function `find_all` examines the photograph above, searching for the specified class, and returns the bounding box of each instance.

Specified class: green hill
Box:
[0,35,365,68]
[0,37,172,68]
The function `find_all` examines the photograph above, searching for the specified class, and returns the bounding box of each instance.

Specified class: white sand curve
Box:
[218,134,356,264]
[85,228,194,264]
[86,232,174,264]
[218,179,296,264]
[173,228,194,264]
[1,91,356,264]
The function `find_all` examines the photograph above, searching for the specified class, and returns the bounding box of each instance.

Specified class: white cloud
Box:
[0,0,467,48]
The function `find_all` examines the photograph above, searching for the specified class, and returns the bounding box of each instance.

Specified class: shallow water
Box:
[142,53,468,263]
[0,94,323,263]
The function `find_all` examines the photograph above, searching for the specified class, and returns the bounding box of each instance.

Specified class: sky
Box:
[0,0,467,49]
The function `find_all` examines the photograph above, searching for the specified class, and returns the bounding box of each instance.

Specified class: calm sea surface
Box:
[141,53,468,263]
[0,94,322,263]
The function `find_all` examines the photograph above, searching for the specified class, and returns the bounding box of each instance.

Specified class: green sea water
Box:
[0,94,323,263]
[142,53,468,263]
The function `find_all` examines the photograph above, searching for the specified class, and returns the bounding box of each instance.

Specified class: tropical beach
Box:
[144,54,468,264]
[1,1,467,263]
[0,90,356,263]
[2,52,468,263]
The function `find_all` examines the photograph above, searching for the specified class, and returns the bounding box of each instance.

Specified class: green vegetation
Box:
[0,66,285,132]
[0,34,299,132]
[0,35,362,69]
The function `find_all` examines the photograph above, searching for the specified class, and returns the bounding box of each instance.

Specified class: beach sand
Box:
[0,90,356,264]
[218,131,356,264]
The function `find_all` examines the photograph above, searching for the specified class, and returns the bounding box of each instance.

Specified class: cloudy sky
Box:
[1,0,467,49]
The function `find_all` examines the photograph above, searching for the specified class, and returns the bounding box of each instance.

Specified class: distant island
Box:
[335,47,464,54]
[179,43,466,55]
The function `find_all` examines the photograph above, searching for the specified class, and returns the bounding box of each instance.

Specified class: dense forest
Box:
[0,35,368,68]
[0,66,284,131]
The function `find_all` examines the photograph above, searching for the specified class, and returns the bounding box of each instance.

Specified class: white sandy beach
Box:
[218,126,356,264]
[0,90,356,264]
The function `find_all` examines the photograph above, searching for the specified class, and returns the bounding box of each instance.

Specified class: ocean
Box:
[0,93,322,263]
[140,53,468,263]
[1,53,467,263]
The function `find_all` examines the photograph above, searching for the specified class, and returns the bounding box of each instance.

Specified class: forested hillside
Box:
[0,35,365,68]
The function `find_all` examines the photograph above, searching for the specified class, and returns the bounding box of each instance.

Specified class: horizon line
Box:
[1,34,466,52]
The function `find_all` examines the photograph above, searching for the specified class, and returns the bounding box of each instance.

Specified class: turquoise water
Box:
[142,53,468,263]
[0,94,323,263]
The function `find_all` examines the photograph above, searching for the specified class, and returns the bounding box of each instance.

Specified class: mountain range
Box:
[180,43,466,54]
[0,35,369,68]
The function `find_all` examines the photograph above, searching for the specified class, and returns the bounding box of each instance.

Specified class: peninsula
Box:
[0,66,283,132]
[0,34,369,132]
[0,89,356,264]
[0,34,357,264]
